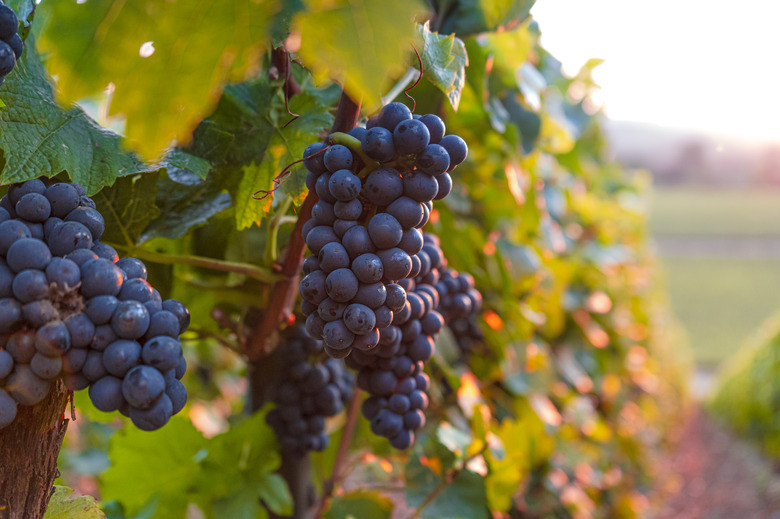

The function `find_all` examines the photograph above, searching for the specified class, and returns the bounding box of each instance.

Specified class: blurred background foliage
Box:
[0,0,697,517]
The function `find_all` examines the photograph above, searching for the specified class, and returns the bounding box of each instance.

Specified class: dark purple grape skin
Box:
[416,144,450,176]
[142,336,181,372]
[0,350,13,379]
[65,248,99,266]
[328,169,361,202]
[103,339,142,377]
[303,142,327,175]
[305,226,338,255]
[8,179,45,206]
[389,429,414,449]
[317,297,345,323]
[377,248,413,282]
[315,173,336,203]
[403,172,439,203]
[393,119,430,155]
[161,299,190,334]
[34,320,71,356]
[334,199,362,220]
[116,257,147,280]
[166,379,187,415]
[5,331,35,363]
[323,145,354,173]
[352,282,386,309]
[434,173,453,200]
[365,168,403,207]
[145,310,180,339]
[325,268,359,303]
[0,389,17,428]
[378,102,412,132]
[384,284,407,312]
[130,393,173,431]
[341,226,375,260]
[351,253,384,284]
[0,5,18,42]
[82,350,108,381]
[22,300,59,328]
[45,183,80,218]
[300,270,327,305]
[439,135,468,171]
[362,127,395,162]
[65,312,96,348]
[371,409,404,437]
[367,213,403,249]
[85,295,120,325]
[93,242,119,263]
[15,193,52,222]
[89,376,126,412]
[65,206,105,241]
[6,365,50,406]
[386,197,424,229]
[6,238,51,272]
[80,258,123,298]
[122,365,166,409]
[419,114,446,144]
[0,263,12,298]
[48,221,93,257]
[111,300,150,339]
[343,303,377,335]
[322,320,354,350]
[317,242,350,273]
[46,257,81,290]
[118,277,155,303]
[0,220,32,255]
[12,270,49,303]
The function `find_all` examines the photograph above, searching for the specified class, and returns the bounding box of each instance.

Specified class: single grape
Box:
[323,145,354,172]
[377,248,412,282]
[0,350,13,379]
[333,199,363,220]
[85,295,120,325]
[300,270,327,305]
[11,270,48,303]
[62,347,88,373]
[367,213,403,249]
[303,142,327,175]
[384,284,407,312]
[91,324,117,351]
[415,144,450,176]
[328,169,361,202]
[0,388,17,428]
[325,268,359,303]
[15,193,52,222]
[122,365,166,409]
[386,197,424,229]
[80,258,123,298]
[142,336,181,372]
[315,173,337,203]
[0,262,14,298]
[65,248,99,266]
[166,379,187,415]
[305,225,338,255]
[161,299,190,334]
[129,393,173,431]
[22,300,59,328]
[371,409,404,437]
[92,242,119,263]
[439,135,468,170]
[318,242,350,273]
[116,257,148,280]
[44,183,80,218]
[48,221,93,256]
[82,350,107,381]
[6,365,50,405]
[118,277,155,303]
[111,300,150,339]
[343,303,376,335]
[89,376,126,412]
[365,168,403,207]
[0,5,18,42]
[65,206,105,241]
[145,310,180,339]
[393,119,430,155]
[0,220,32,255]
[362,127,395,162]
[46,257,81,290]
[30,352,62,380]
[378,102,412,132]
[419,114,446,144]
[341,225,375,259]
[389,429,414,449]
[403,172,439,203]
[433,173,453,200]
[321,320,354,350]
[333,219,358,238]
[351,253,384,284]
[352,282,386,309]
[5,331,35,363]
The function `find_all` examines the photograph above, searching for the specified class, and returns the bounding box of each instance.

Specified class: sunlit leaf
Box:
[417,21,468,110]
[325,490,394,519]
[293,0,427,110]
[38,0,279,159]
[44,486,105,519]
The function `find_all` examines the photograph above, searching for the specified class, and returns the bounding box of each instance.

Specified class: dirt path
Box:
[651,406,780,519]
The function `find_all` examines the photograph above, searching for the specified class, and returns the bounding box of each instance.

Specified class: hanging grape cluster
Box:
[0,179,190,432]
[0,2,22,85]
[266,325,354,454]
[299,102,467,359]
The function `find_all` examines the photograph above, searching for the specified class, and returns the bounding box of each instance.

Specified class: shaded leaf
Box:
[0,40,154,194]
[294,0,427,110]
[38,0,279,159]
[94,174,161,247]
[406,457,488,519]
[325,490,394,519]
[44,486,105,519]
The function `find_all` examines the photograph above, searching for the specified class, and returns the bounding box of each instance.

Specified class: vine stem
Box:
[109,245,278,282]
[315,389,363,517]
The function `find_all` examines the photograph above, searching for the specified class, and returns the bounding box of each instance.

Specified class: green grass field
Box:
[650,187,780,236]
[651,187,780,366]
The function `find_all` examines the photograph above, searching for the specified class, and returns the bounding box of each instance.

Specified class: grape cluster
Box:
[299,102,468,358]
[0,179,190,432]
[437,267,484,356]
[266,325,354,454]
[344,235,448,449]
[0,2,22,85]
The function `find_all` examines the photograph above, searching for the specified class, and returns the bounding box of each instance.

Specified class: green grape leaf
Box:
[162,149,211,181]
[324,490,394,519]
[293,0,427,110]
[38,0,279,160]
[100,417,207,518]
[405,457,489,519]
[93,173,161,247]
[140,173,232,242]
[417,22,468,110]
[234,161,275,231]
[7,0,35,28]
[438,0,535,37]
[44,486,105,519]
[193,411,291,517]
[0,40,153,195]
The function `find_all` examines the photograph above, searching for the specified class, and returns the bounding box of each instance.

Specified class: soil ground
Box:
[650,406,780,519]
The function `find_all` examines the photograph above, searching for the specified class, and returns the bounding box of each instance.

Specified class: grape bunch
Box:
[299,101,467,358]
[265,325,354,454]
[344,235,447,449]
[0,2,22,85]
[0,178,190,432]
[436,267,484,356]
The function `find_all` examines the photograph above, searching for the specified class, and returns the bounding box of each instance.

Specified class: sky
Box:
[530,0,780,141]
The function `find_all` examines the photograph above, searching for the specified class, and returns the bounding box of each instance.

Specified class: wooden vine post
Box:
[0,382,69,519]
